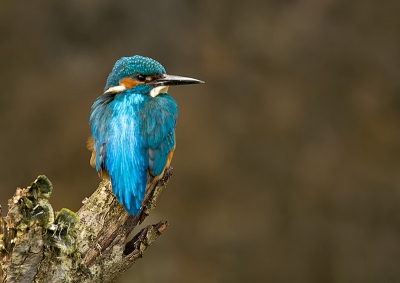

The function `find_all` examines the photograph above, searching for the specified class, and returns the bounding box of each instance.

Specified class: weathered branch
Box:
[0,167,173,283]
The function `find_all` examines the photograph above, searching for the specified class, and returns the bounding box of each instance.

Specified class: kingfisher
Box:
[88,55,203,215]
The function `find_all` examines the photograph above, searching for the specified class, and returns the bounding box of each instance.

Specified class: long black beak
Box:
[150,74,204,87]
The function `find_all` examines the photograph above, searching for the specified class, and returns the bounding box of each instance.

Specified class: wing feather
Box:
[141,94,177,177]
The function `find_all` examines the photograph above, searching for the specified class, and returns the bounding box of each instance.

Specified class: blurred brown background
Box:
[1,1,400,282]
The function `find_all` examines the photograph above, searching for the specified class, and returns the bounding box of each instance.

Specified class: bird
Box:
[88,55,203,215]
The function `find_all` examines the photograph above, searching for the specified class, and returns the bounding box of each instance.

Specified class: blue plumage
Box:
[89,55,202,215]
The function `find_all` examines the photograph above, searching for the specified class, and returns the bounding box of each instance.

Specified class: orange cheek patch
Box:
[119,78,142,89]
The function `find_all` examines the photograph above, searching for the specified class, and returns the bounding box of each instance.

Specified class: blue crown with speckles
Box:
[104,55,166,90]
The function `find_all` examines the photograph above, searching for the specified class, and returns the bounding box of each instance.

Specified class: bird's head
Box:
[104,55,203,97]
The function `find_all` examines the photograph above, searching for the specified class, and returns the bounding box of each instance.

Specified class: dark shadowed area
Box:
[1,1,400,282]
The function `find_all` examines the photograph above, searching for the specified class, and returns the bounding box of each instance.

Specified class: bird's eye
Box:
[137,74,146,82]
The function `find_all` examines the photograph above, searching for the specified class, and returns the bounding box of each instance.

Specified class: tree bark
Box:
[0,167,173,283]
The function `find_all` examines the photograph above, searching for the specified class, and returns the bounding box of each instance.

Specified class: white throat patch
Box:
[150,86,169,98]
[104,85,127,94]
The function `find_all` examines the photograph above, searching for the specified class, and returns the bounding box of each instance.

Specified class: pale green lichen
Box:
[27,175,53,199]
[47,208,79,254]
[10,176,78,255]
[13,175,55,231]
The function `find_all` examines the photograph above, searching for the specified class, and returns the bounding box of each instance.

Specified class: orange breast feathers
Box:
[87,136,109,179]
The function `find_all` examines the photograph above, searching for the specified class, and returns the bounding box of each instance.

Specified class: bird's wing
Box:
[89,93,114,174]
[148,130,175,176]
[141,94,178,177]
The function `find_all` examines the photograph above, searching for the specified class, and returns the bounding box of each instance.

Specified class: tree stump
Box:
[0,167,173,282]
